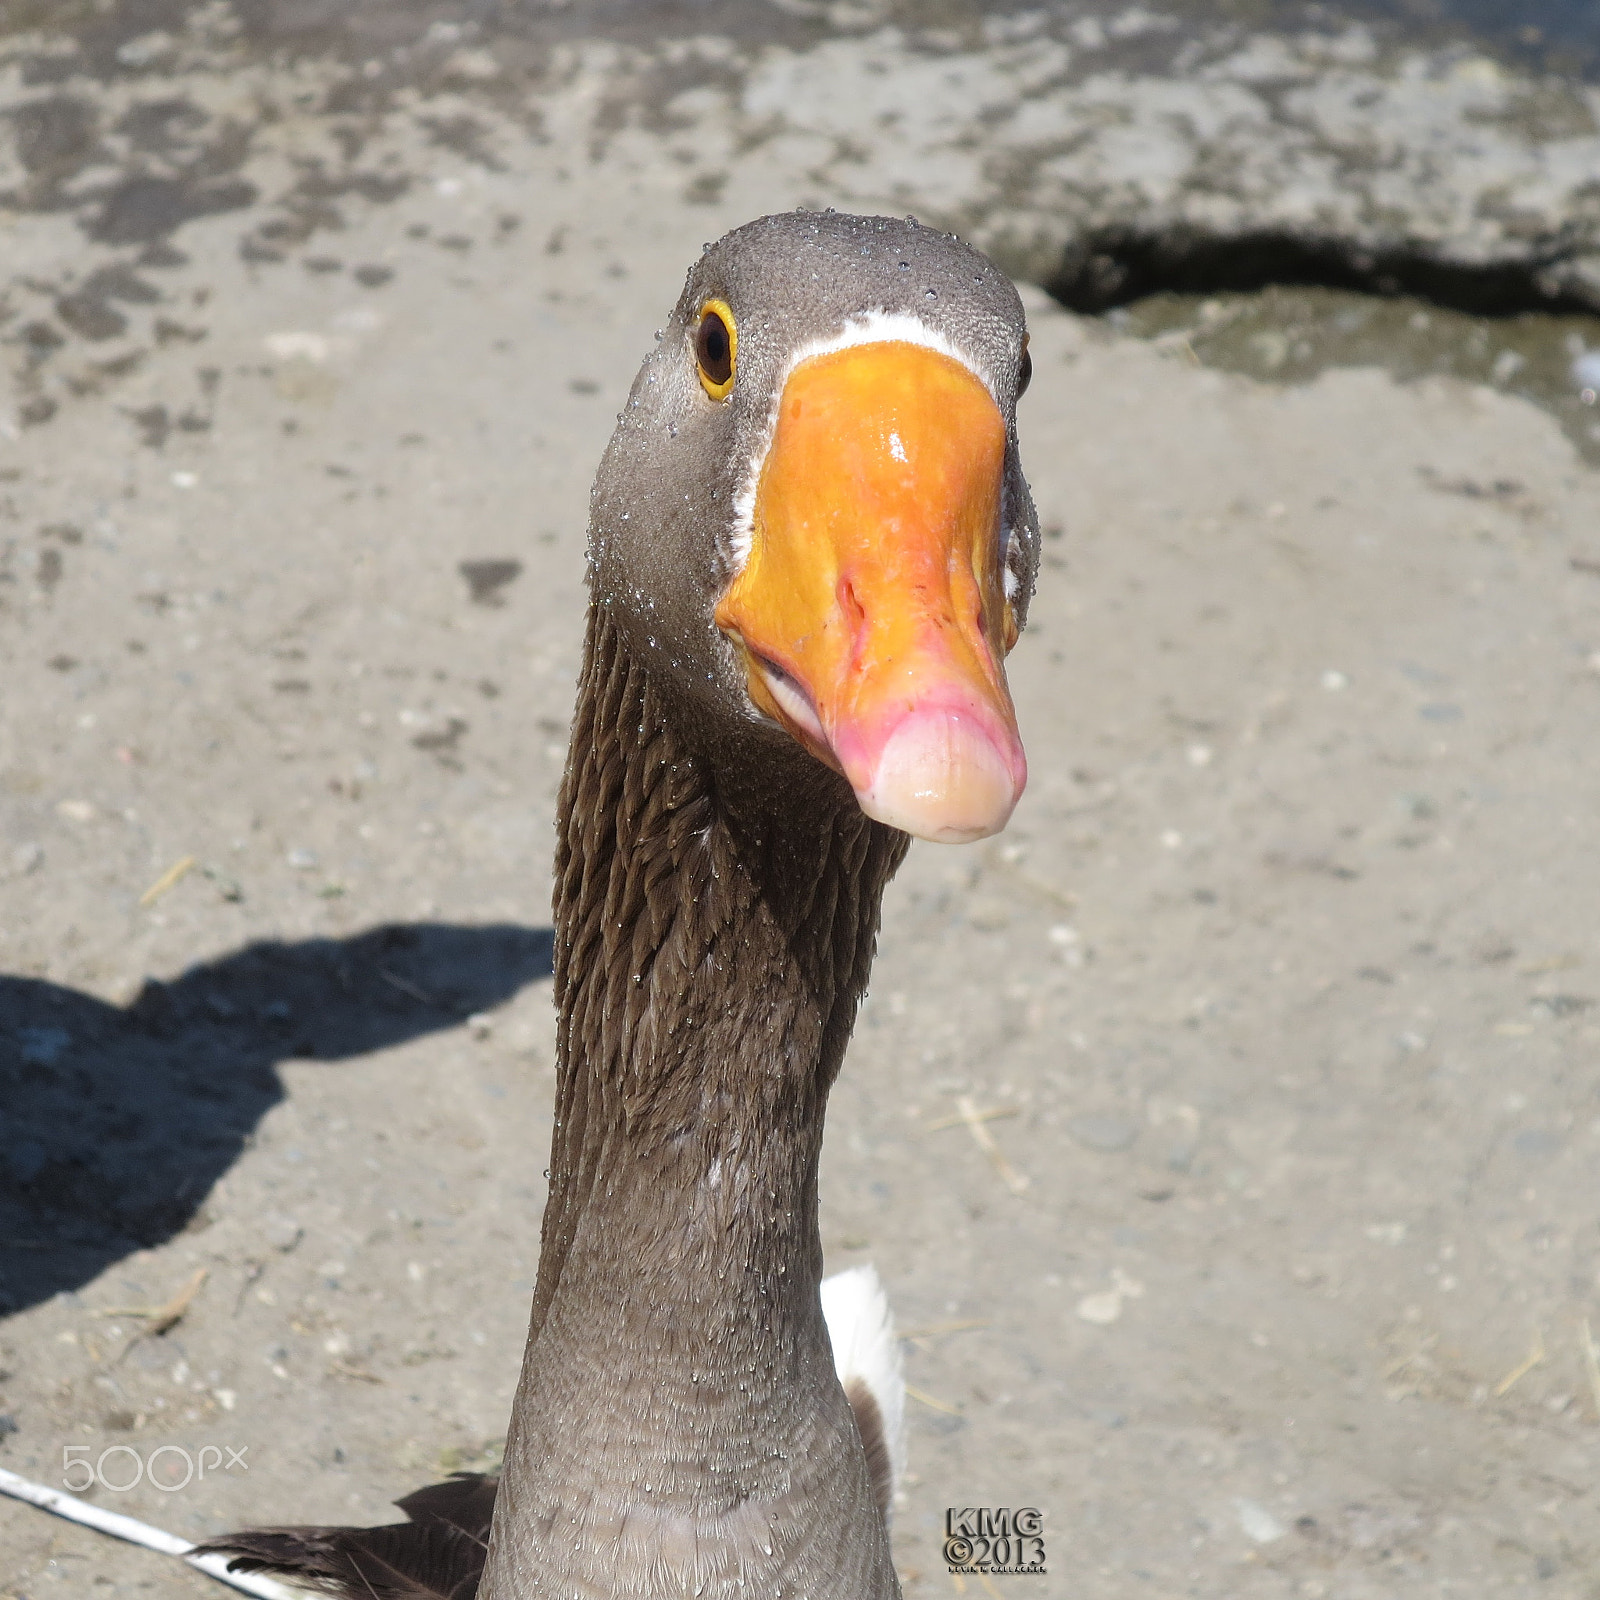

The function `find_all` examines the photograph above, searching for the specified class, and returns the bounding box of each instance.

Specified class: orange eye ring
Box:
[695,299,737,399]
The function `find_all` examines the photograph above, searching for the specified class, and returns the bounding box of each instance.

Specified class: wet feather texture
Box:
[198,1278,903,1599]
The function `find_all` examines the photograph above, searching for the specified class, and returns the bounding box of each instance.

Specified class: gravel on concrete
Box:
[3,8,1600,1598]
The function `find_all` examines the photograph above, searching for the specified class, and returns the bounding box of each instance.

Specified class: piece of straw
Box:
[1491,1328,1545,1398]
[97,1267,207,1336]
[1581,1319,1600,1420]
[138,855,196,907]
[924,1106,1018,1133]
[954,1095,1029,1195]
[905,1383,963,1416]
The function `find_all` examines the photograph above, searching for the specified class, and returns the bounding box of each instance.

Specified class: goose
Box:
[202,209,1039,1600]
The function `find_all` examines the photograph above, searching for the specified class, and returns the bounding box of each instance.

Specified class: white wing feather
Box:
[821,1264,906,1508]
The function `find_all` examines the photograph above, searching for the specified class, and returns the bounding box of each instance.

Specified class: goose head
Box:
[590,210,1039,843]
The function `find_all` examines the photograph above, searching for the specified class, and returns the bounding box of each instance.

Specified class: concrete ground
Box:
[3,11,1600,1599]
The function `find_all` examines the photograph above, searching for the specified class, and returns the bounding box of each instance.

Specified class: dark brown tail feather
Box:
[843,1376,893,1520]
[193,1473,497,1600]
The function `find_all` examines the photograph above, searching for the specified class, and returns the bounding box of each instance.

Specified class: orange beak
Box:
[714,340,1025,843]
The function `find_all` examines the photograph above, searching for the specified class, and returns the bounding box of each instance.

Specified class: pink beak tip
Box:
[845,704,1026,844]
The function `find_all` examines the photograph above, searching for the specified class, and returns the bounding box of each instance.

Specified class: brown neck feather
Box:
[480,606,907,1600]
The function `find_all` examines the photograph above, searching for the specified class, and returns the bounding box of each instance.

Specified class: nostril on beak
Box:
[838,577,866,635]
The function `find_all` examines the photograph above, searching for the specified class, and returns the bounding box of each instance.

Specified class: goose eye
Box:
[695,301,737,399]
[1015,339,1032,400]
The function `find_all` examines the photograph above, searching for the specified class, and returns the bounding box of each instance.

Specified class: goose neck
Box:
[480,609,905,1599]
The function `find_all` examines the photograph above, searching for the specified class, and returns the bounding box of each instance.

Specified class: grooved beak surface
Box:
[715,339,1026,843]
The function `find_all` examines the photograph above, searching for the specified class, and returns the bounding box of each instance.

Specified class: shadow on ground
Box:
[0,922,553,1314]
